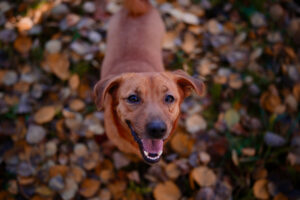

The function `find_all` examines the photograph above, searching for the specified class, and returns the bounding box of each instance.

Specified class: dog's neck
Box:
[101,60,164,79]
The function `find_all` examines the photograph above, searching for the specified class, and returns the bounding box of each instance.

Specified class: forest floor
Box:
[0,0,300,199]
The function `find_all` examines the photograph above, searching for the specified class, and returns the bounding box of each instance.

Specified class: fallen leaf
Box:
[14,36,32,54]
[229,74,243,89]
[49,165,69,178]
[165,163,180,179]
[260,91,285,114]
[163,32,177,50]
[170,132,194,156]
[79,178,100,198]
[199,151,210,164]
[69,74,80,90]
[253,179,269,199]
[34,106,56,124]
[17,17,33,33]
[185,114,207,134]
[231,149,239,166]
[191,166,217,187]
[99,189,111,200]
[274,193,288,200]
[224,109,240,128]
[69,99,85,111]
[153,181,181,200]
[293,83,300,102]
[108,181,127,200]
[45,53,70,80]
[242,148,256,156]
[252,168,268,180]
[182,32,196,54]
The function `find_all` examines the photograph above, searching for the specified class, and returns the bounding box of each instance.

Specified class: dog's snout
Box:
[146,120,167,139]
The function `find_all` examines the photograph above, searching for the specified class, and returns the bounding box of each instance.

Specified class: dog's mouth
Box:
[126,120,163,163]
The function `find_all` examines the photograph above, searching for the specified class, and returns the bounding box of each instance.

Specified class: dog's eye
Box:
[165,95,175,104]
[127,95,140,104]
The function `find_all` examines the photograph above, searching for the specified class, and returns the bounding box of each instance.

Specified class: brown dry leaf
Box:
[284,47,296,59]
[107,181,127,200]
[45,53,70,80]
[35,186,54,197]
[99,189,111,200]
[69,74,80,90]
[293,83,300,102]
[165,163,180,179]
[14,36,32,54]
[182,32,196,54]
[0,70,6,83]
[49,165,69,178]
[274,193,288,200]
[253,168,268,180]
[78,82,92,99]
[69,99,85,111]
[260,91,283,113]
[34,106,56,124]
[32,196,52,200]
[170,132,194,156]
[153,181,181,200]
[163,32,177,50]
[70,166,85,183]
[13,81,30,93]
[79,178,100,198]
[100,169,114,184]
[18,176,35,185]
[253,179,269,199]
[191,166,217,187]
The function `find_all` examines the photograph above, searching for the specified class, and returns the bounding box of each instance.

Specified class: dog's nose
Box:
[146,120,167,139]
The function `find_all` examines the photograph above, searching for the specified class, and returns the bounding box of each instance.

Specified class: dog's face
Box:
[94,70,205,163]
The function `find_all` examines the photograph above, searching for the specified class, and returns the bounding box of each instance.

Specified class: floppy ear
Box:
[172,70,206,98]
[93,75,122,110]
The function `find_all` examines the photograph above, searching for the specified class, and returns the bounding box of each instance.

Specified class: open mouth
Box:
[126,120,163,163]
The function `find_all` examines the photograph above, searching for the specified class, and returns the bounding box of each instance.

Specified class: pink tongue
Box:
[142,139,163,154]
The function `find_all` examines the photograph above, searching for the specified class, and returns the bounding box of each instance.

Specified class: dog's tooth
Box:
[158,150,163,156]
[144,151,149,156]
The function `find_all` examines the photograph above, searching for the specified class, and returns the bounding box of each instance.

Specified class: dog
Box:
[93,0,205,163]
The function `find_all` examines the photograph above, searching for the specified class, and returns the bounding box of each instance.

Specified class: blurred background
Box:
[0,0,299,199]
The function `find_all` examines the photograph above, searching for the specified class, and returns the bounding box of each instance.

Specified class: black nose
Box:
[146,120,167,139]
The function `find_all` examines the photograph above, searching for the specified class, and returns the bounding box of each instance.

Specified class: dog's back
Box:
[124,0,150,16]
[100,0,166,78]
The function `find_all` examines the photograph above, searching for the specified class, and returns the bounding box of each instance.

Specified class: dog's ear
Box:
[93,75,122,110]
[172,70,206,98]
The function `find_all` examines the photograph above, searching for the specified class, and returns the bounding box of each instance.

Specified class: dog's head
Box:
[94,70,205,163]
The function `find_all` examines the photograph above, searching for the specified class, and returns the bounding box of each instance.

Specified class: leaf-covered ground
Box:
[0,0,300,199]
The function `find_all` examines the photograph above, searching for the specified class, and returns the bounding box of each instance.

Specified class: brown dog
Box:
[93,0,205,163]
